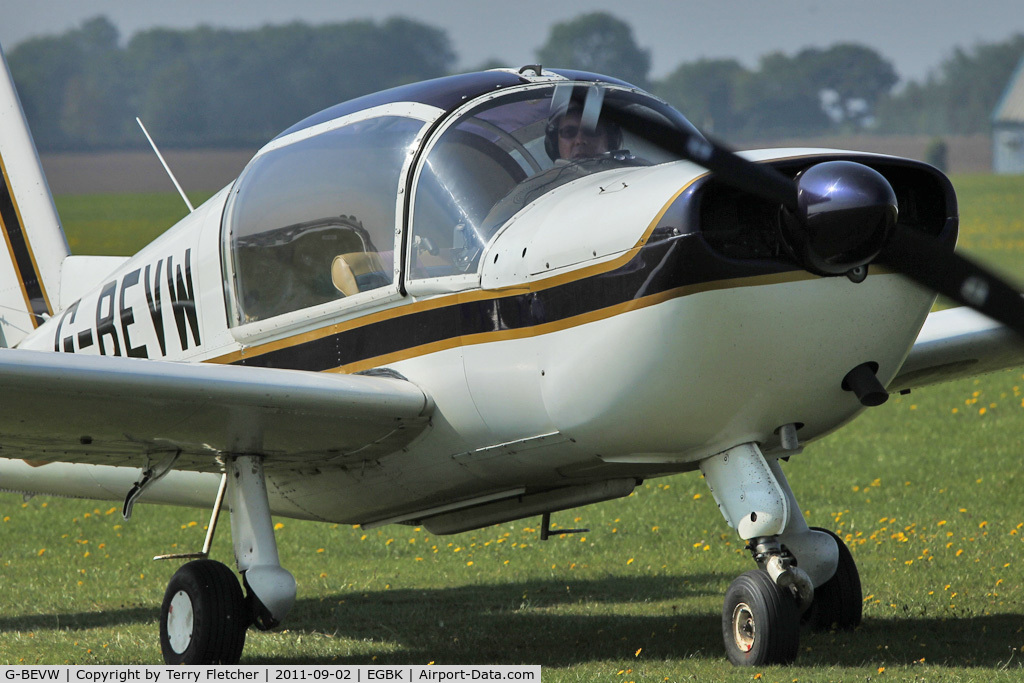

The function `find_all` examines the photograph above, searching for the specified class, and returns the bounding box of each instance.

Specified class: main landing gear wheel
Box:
[160,559,249,664]
[803,527,863,631]
[722,569,800,666]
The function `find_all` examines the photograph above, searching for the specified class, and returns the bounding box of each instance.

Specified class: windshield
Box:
[409,83,700,278]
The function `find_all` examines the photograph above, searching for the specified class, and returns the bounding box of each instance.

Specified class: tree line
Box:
[7,13,1024,151]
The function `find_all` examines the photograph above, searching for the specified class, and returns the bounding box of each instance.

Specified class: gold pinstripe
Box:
[0,152,53,324]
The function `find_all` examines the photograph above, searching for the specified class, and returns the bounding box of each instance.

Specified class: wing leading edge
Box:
[0,349,433,472]
[888,306,1024,393]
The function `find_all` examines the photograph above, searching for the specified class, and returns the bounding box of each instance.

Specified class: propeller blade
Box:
[602,105,799,209]
[604,96,1024,339]
[877,226,1024,339]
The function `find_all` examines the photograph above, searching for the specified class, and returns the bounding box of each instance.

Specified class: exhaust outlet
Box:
[842,362,888,407]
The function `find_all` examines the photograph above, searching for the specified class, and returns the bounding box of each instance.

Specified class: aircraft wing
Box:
[888,306,1024,393]
[0,348,433,472]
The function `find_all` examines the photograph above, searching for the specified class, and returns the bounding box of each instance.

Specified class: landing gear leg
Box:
[701,443,842,666]
[157,455,296,664]
[227,454,297,631]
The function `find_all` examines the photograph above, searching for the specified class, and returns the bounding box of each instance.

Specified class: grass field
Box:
[2,176,1024,681]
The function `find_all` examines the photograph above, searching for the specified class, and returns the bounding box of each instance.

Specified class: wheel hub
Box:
[731,602,755,652]
[166,590,195,654]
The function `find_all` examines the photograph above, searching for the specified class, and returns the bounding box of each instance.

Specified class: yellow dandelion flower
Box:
[316,548,325,553]
[635,648,642,657]
[274,522,284,530]
[627,558,634,565]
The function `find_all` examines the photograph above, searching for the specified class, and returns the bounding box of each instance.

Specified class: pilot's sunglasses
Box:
[558,125,602,140]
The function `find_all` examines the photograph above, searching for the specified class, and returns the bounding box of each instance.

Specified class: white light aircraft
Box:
[1,47,1022,666]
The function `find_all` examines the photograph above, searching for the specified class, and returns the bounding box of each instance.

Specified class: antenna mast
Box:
[136,117,194,213]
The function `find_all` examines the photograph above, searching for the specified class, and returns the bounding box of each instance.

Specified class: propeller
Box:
[603,103,1024,340]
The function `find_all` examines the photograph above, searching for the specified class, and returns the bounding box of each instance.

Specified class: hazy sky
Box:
[2,1,1024,83]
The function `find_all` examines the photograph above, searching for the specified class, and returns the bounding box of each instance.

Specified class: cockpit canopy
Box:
[222,72,701,326]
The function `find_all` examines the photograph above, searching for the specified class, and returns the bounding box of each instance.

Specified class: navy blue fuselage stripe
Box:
[231,234,799,372]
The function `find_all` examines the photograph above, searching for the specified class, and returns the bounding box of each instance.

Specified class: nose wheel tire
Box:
[802,527,863,631]
[159,559,249,664]
[722,569,800,666]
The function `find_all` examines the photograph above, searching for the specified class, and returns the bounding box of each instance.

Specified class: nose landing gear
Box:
[723,570,800,666]
[701,442,862,666]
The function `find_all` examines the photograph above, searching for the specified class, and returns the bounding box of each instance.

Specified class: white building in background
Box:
[993,56,1024,174]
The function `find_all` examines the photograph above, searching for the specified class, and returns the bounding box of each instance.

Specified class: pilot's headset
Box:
[544,87,622,161]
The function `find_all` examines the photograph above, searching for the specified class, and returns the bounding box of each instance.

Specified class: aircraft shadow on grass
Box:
[1,575,1020,668]
[270,579,1024,669]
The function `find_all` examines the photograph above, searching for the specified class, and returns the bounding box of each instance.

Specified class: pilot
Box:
[544,103,623,161]
[471,100,630,267]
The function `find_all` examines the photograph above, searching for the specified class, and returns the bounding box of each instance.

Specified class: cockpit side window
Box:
[408,84,700,280]
[224,116,423,324]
